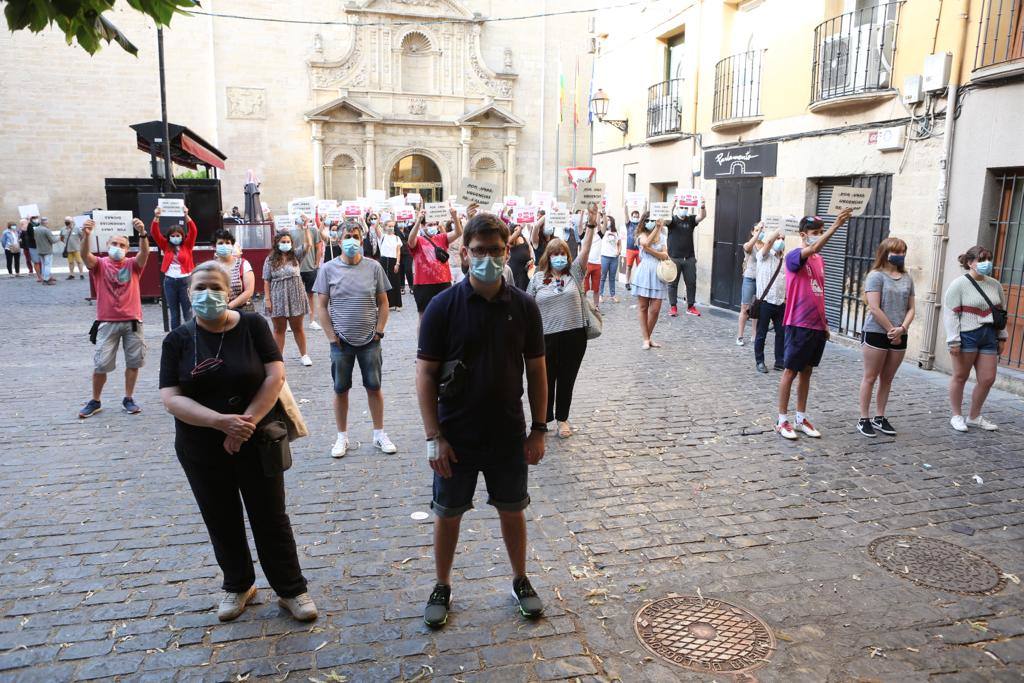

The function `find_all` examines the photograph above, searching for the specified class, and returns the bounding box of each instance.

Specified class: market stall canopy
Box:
[130,121,227,170]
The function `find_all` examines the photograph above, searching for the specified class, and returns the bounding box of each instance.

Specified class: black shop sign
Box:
[703,143,778,179]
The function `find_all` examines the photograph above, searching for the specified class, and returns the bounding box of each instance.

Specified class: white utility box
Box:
[923,53,952,92]
[903,75,924,105]
[877,126,906,152]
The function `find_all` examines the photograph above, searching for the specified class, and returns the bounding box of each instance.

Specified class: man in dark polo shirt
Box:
[415,213,548,629]
[666,196,707,317]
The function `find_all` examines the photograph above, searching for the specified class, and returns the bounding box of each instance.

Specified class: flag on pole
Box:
[558,58,565,125]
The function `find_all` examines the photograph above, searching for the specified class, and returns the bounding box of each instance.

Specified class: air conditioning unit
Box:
[818,24,893,99]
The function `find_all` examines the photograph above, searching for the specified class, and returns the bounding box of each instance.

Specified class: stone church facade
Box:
[0,0,594,219]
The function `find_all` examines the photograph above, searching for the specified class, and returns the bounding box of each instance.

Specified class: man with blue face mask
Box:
[415,213,548,630]
[312,223,396,459]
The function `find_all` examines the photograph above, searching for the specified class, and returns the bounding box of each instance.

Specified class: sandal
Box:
[557,421,573,439]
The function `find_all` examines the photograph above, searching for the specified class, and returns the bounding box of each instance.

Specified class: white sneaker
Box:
[374,432,398,454]
[950,415,968,432]
[775,420,797,440]
[278,592,318,622]
[310,320,322,331]
[300,355,313,367]
[217,586,256,622]
[331,435,349,458]
[966,415,998,431]
[736,337,745,346]
[796,419,821,438]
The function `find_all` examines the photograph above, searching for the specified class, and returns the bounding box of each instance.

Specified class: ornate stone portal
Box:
[303,0,522,200]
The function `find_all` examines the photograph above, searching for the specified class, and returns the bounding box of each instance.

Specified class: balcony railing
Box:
[647,78,683,138]
[811,1,902,104]
[713,50,765,124]
[974,0,1024,70]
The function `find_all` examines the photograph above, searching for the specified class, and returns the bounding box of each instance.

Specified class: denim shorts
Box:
[741,276,757,306]
[959,325,999,355]
[431,439,529,518]
[329,339,382,393]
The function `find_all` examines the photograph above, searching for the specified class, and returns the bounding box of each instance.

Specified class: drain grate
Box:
[867,535,1006,595]
[633,596,775,674]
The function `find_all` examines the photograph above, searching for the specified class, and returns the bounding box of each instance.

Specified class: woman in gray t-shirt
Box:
[858,237,915,438]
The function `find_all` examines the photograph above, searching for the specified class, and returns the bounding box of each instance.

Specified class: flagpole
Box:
[572,56,578,167]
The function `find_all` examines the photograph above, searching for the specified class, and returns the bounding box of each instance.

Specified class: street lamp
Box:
[590,88,628,134]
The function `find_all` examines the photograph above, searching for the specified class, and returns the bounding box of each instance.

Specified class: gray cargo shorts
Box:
[94,321,147,373]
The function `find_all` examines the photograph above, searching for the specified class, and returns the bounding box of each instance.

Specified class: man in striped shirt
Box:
[313,222,397,458]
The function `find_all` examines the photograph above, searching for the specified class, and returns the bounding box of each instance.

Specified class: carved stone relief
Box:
[226,87,266,119]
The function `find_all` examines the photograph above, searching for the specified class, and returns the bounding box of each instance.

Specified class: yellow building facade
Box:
[590,0,1024,389]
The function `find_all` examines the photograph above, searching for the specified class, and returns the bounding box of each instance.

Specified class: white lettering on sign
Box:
[715,151,759,166]
[514,206,537,224]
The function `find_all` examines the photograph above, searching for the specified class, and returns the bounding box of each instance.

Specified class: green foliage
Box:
[3,0,199,56]
[174,168,206,179]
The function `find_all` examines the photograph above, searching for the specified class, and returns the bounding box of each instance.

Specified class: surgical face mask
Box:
[975,260,993,276]
[673,210,685,219]
[645,221,656,230]
[215,244,232,258]
[426,226,438,236]
[773,239,785,253]
[470,255,505,283]
[342,238,361,258]
[329,230,339,240]
[887,253,905,268]
[108,246,126,261]
[804,234,820,246]
[550,255,569,271]
[169,235,183,246]
[191,289,228,320]
[631,215,639,222]
[543,226,554,236]
[278,242,292,253]
[758,232,766,242]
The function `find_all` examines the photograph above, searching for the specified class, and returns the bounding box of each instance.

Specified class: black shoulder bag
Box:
[748,257,783,321]
[437,301,474,401]
[426,233,450,264]
[963,273,1008,331]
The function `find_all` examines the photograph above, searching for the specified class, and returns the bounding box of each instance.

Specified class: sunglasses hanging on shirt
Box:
[191,322,226,378]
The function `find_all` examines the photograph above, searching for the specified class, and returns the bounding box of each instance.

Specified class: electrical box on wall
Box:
[923,52,952,92]
[877,126,906,152]
[903,75,924,105]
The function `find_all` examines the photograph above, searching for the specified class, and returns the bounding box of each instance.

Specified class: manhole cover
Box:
[633,596,775,674]
[867,535,1006,595]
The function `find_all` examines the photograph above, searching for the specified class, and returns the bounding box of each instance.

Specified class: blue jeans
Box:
[39,253,53,280]
[163,275,192,329]
[600,255,618,296]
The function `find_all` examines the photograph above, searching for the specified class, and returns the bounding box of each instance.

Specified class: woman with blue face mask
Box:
[944,245,1007,433]
[151,205,199,329]
[263,232,312,366]
[630,212,670,349]
[212,228,255,312]
[526,203,600,439]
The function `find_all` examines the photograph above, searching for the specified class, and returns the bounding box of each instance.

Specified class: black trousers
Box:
[754,301,786,366]
[399,252,414,291]
[381,257,403,308]
[178,450,307,598]
[5,250,20,274]
[667,256,697,308]
[544,327,588,423]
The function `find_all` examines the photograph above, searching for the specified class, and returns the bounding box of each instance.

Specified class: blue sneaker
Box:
[78,399,102,419]
[122,397,142,414]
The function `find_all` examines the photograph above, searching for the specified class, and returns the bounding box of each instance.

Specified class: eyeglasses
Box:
[468,246,506,258]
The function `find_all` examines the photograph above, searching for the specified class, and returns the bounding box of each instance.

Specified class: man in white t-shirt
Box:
[753,229,788,373]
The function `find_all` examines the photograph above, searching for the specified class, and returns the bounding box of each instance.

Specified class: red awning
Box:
[180,132,226,170]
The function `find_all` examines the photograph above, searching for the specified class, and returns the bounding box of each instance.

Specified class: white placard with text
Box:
[826,187,873,217]
[649,202,672,221]
[460,178,499,205]
[158,198,184,217]
[424,202,449,223]
[92,210,133,252]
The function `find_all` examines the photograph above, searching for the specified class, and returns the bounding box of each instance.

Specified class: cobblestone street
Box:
[1,274,1022,682]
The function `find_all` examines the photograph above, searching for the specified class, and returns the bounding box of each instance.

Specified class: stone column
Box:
[460,126,472,180]
[364,122,377,193]
[505,129,518,196]
[311,121,324,199]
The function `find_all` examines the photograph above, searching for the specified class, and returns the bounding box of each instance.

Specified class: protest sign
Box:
[649,202,672,220]
[389,195,407,208]
[425,202,449,222]
[763,215,781,231]
[489,202,505,215]
[459,178,499,205]
[675,189,703,207]
[504,195,524,207]
[826,186,873,216]
[288,197,315,217]
[341,201,363,218]
[546,208,569,230]
[316,200,338,217]
[514,206,537,224]
[324,208,344,223]
[73,215,88,229]
[574,182,605,210]
[261,201,271,215]
[18,204,41,219]
[782,216,801,232]
[379,211,394,223]
[406,192,422,206]
[91,211,133,252]
[158,198,184,217]
[274,215,294,232]
[530,191,554,208]
[395,206,415,222]
[366,189,386,202]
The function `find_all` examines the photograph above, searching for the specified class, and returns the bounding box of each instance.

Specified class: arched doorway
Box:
[390,154,443,202]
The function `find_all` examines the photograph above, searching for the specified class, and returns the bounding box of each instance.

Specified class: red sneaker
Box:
[686,306,701,316]
[775,420,797,440]
[669,306,678,317]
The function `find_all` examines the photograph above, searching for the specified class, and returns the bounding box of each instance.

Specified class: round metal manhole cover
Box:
[867,535,1006,595]
[633,596,775,674]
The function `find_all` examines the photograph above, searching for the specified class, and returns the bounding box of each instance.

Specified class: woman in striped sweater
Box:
[943,245,1008,432]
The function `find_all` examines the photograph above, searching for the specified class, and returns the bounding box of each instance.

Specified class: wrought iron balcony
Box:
[646,78,683,139]
[811,1,903,105]
[713,50,765,126]
[974,0,1024,71]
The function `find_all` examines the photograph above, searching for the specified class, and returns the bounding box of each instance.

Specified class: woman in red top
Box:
[407,206,463,316]
[151,206,199,329]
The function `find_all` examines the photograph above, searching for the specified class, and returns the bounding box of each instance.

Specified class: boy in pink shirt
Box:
[775,209,852,440]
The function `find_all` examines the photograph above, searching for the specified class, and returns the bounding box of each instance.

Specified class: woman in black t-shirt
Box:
[159,261,317,623]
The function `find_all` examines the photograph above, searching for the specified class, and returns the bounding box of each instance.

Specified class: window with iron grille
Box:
[811,1,902,103]
[713,50,765,123]
[815,175,893,337]
[992,169,1024,368]
[975,0,1024,70]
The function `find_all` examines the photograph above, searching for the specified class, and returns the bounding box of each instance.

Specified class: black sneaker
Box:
[773,364,785,371]
[512,576,544,619]
[78,399,102,419]
[423,583,451,629]
[756,362,769,373]
[857,418,876,437]
[871,416,896,435]
[625,283,631,291]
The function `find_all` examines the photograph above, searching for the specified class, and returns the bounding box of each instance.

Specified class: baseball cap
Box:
[799,215,824,231]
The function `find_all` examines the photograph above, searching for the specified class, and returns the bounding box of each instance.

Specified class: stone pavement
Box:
[0,273,1022,683]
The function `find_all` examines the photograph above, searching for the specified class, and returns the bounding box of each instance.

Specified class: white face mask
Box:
[805,235,820,246]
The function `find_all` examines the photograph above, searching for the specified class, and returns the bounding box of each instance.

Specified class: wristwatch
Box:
[530,421,548,433]
[374,330,385,339]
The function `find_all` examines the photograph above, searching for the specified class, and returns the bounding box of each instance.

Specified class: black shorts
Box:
[783,325,828,372]
[300,269,318,294]
[431,439,529,518]
[414,282,451,313]
[862,330,907,351]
